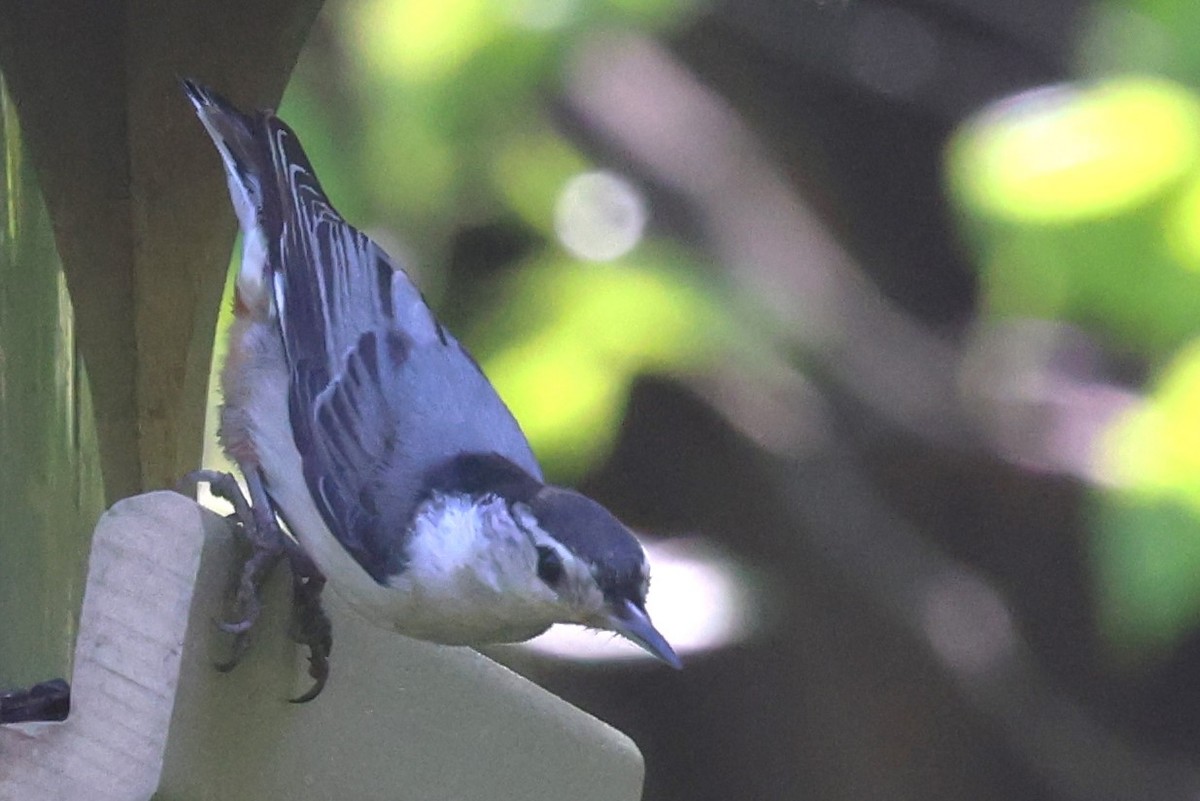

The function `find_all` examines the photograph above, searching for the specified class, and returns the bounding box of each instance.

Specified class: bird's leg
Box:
[284,543,332,703]
[179,468,286,671]
[179,468,333,699]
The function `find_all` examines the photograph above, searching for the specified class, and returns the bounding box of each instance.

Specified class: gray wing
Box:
[258,117,542,582]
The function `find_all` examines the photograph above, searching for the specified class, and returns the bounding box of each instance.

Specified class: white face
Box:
[389,492,677,667]
[513,503,679,668]
[510,504,611,627]
[384,494,613,644]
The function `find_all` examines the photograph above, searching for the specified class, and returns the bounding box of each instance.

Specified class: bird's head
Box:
[512,486,681,669]
[421,453,679,665]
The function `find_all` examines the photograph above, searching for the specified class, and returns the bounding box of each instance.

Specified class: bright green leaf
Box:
[948,78,1200,222]
[1096,341,1200,657]
[946,77,1200,353]
[469,251,727,478]
[348,0,500,82]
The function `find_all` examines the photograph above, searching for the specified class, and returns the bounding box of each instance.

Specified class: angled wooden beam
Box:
[0,0,322,501]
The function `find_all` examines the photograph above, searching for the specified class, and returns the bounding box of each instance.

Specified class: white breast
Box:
[386,495,562,644]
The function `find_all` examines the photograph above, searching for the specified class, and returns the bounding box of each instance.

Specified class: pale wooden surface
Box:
[0,491,645,801]
[0,493,220,801]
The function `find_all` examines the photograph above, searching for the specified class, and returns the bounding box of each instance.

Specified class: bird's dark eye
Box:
[536,546,564,586]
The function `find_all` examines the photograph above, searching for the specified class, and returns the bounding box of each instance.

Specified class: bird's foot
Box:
[285,544,332,703]
[179,469,287,672]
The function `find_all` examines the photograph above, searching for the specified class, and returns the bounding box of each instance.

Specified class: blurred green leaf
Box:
[949,80,1200,221]
[1082,1,1200,88]
[349,0,500,83]
[491,131,591,232]
[466,249,729,478]
[946,76,1200,354]
[1096,341,1200,657]
[1092,495,1200,658]
[1104,340,1200,498]
[360,88,458,220]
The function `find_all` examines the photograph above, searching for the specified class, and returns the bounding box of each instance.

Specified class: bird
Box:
[181,79,680,700]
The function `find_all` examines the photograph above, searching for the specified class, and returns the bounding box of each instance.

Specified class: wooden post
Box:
[0,0,324,502]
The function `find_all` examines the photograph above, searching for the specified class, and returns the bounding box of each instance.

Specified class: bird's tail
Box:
[183,79,276,315]
[184,79,436,373]
[182,80,271,234]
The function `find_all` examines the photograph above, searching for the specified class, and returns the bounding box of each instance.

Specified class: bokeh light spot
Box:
[351,0,497,81]
[554,171,648,261]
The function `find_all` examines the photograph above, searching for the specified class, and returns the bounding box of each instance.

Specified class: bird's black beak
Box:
[607,598,683,669]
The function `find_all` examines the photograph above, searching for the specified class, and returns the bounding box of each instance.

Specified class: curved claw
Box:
[288,626,331,703]
[289,684,323,704]
[185,467,293,683]
[289,662,328,705]
[287,558,332,703]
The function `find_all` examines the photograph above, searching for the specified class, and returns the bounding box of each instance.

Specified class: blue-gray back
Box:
[256,117,543,582]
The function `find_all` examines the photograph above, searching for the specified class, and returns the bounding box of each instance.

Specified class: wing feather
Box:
[254,114,541,582]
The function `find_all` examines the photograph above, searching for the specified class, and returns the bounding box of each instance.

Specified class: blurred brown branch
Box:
[563,29,1192,801]
[565,32,972,448]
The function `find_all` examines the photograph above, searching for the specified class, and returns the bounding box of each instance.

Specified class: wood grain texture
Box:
[0,492,220,801]
[0,491,645,801]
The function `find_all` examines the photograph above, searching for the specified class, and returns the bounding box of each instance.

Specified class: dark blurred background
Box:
[251,0,1200,799]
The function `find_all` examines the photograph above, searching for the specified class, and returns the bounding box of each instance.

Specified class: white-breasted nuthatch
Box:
[182,80,680,699]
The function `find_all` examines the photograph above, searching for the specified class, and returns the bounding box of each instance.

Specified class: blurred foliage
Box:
[207,0,729,483]
[1099,343,1200,657]
[1082,1,1200,87]
[947,0,1200,663]
[946,77,1200,355]
[464,248,729,476]
[281,0,696,253]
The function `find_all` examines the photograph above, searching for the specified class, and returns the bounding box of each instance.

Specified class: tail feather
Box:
[184,79,279,313]
[185,80,441,377]
[182,80,270,234]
